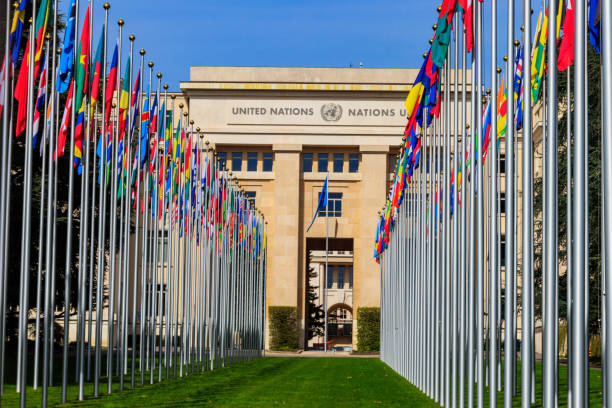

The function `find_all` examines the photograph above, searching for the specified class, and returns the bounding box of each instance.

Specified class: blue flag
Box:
[306,175,328,232]
[57,0,76,93]
[590,0,601,54]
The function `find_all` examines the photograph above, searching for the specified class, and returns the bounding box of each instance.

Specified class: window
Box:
[247,152,258,172]
[333,153,344,173]
[217,152,227,169]
[245,191,256,206]
[232,152,243,171]
[263,152,273,172]
[349,266,353,289]
[328,323,338,336]
[318,153,328,172]
[147,233,168,262]
[337,265,345,289]
[349,153,359,173]
[326,265,333,289]
[320,192,342,217]
[303,153,313,173]
[499,154,506,174]
[500,192,506,214]
[500,235,506,267]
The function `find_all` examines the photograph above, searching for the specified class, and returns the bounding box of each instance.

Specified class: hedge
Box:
[268,306,299,350]
[357,307,380,351]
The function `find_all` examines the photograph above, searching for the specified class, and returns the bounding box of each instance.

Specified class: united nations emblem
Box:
[320,103,343,122]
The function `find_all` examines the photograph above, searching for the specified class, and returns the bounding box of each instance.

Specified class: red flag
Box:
[57,80,75,158]
[558,0,575,71]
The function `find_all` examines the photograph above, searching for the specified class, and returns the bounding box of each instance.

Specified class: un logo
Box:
[321,103,343,122]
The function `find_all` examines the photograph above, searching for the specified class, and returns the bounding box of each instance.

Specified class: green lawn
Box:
[0,357,605,407]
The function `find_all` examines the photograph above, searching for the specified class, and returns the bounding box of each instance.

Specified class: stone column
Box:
[354,145,389,349]
[268,144,303,349]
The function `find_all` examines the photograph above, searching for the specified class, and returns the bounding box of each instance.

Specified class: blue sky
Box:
[65,0,540,91]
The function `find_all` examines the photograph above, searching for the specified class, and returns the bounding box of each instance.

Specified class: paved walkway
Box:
[265,350,379,358]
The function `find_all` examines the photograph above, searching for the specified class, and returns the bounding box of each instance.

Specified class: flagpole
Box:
[504,2,516,406]
[42,2,58,402]
[63,0,80,401]
[18,6,38,405]
[451,13,459,407]
[543,0,559,403]
[475,0,485,406]
[459,13,467,408]
[0,2,14,397]
[324,172,328,353]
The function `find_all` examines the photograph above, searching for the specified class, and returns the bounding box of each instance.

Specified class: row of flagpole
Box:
[0,1,268,407]
[377,0,607,406]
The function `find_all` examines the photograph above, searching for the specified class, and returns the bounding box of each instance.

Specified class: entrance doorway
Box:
[305,238,354,351]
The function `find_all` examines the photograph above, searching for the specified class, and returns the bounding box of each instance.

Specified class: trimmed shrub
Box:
[357,307,380,352]
[269,306,299,350]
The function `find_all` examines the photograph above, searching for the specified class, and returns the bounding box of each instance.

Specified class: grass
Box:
[0,356,605,407]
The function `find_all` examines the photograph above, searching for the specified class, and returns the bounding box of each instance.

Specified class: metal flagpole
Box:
[452,15,459,408]
[572,0,588,405]
[504,2,516,407]
[603,0,612,402]
[521,0,534,405]
[42,3,58,402]
[324,173,328,353]
[93,3,109,395]
[459,14,467,408]
[18,6,38,405]
[489,1,499,405]
[63,0,80,401]
[33,33,50,392]
[108,18,123,393]
[476,0,485,406]
[0,1,14,397]
[543,0,559,403]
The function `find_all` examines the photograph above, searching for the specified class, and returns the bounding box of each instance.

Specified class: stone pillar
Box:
[268,144,303,348]
[353,145,388,349]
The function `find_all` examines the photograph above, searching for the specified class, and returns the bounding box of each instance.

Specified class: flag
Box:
[118,56,131,139]
[105,42,118,123]
[531,10,546,103]
[458,0,473,53]
[57,0,76,93]
[57,80,74,157]
[73,6,91,172]
[0,57,6,116]
[140,85,150,164]
[431,0,457,68]
[514,46,524,131]
[10,0,30,68]
[558,0,575,70]
[90,27,105,108]
[14,0,51,136]
[32,54,47,151]
[497,76,507,139]
[129,70,141,138]
[306,175,328,232]
[482,99,492,161]
[589,0,601,53]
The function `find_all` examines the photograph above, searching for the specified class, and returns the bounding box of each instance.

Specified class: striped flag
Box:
[32,54,47,151]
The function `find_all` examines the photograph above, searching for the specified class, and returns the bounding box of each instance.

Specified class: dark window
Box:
[326,265,333,289]
[500,192,506,214]
[500,235,506,267]
[263,152,273,172]
[349,153,359,173]
[328,323,338,336]
[337,265,345,289]
[318,153,328,172]
[303,153,313,172]
[320,192,342,217]
[245,191,256,206]
[499,154,506,174]
[247,152,258,171]
[349,266,353,289]
[232,152,243,171]
[333,153,344,173]
[218,152,227,169]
